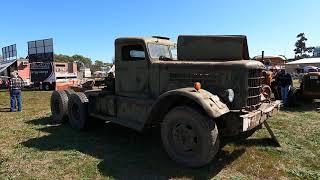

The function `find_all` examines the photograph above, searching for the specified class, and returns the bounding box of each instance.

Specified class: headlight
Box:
[226,89,234,103]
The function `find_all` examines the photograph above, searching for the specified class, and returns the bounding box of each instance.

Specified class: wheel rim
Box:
[170,122,199,157]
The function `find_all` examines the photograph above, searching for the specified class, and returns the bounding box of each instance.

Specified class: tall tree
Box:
[90,60,104,72]
[294,33,314,59]
[54,54,74,63]
[72,54,92,67]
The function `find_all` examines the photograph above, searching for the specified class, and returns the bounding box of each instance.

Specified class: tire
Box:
[287,87,298,107]
[44,84,50,91]
[50,90,68,123]
[64,89,75,97]
[68,92,89,130]
[161,106,219,168]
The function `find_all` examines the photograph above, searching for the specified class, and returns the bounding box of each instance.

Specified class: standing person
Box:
[276,69,292,106]
[9,71,24,112]
[273,68,281,100]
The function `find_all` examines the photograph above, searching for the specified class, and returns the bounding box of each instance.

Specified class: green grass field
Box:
[0,91,319,179]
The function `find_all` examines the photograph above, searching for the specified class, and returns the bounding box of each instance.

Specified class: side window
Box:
[122,45,145,61]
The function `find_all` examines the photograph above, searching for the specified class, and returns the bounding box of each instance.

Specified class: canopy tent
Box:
[285,58,320,73]
[286,57,320,65]
[0,59,17,74]
[107,65,115,75]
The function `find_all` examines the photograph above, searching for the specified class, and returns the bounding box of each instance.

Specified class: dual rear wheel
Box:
[50,89,88,130]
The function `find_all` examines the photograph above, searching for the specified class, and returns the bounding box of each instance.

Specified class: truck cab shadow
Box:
[23,117,248,179]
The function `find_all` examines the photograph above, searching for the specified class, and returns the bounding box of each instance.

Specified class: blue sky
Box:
[0,0,319,62]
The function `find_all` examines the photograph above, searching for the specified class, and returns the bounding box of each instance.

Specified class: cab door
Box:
[115,42,149,98]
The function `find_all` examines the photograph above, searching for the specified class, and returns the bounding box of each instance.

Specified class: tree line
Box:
[53,54,113,72]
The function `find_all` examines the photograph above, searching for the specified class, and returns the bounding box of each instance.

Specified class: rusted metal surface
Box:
[241,100,281,131]
[150,88,230,120]
[54,35,284,167]
[91,35,277,133]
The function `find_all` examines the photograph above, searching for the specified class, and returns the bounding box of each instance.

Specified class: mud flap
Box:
[263,121,280,147]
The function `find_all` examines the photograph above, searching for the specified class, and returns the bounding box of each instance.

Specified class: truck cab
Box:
[51,35,281,167]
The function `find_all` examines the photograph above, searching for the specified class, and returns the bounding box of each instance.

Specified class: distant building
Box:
[313,47,320,57]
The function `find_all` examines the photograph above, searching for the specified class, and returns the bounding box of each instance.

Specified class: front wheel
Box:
[161,106,219,168]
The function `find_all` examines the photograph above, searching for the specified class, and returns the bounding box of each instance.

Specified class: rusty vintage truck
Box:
[51,35,280,167]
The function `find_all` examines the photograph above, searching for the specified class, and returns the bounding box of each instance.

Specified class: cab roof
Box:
[115,37,175,46]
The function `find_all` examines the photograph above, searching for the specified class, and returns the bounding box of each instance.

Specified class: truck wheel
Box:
[64,89,75,97]
[161,106,219,167]
[68,92,89,130]
[50,91,68,123]
[44,84,50,91]
[287,87,298,107]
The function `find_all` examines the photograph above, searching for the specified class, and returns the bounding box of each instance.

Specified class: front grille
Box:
[247,69,262,107]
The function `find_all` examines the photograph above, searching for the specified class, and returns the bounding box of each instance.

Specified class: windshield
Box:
[148,43,176,60]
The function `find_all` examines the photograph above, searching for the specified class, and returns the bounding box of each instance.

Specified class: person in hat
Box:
[9,71,24,112]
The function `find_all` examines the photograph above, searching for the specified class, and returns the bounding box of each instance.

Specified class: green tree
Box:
[294,33,314,59]
[54,54,74,63]
[54,54,93,71]
[90,60,103,72]
[72,54,92,67]
[95,60,104,67]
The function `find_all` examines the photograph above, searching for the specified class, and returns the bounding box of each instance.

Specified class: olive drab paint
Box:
[85,35,280,133]
[54,35,281,167]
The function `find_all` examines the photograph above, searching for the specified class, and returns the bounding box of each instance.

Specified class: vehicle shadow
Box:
[282,101,320,112]
[22,117,249,179]
[232,137,280,147]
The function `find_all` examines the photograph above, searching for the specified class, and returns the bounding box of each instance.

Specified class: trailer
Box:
[30,62,78,91]
[0,58,31,88]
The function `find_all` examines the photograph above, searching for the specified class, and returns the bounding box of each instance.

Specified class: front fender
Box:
[152,88,230,120]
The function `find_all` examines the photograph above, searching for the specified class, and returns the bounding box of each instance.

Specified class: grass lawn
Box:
[0,90,319,179]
